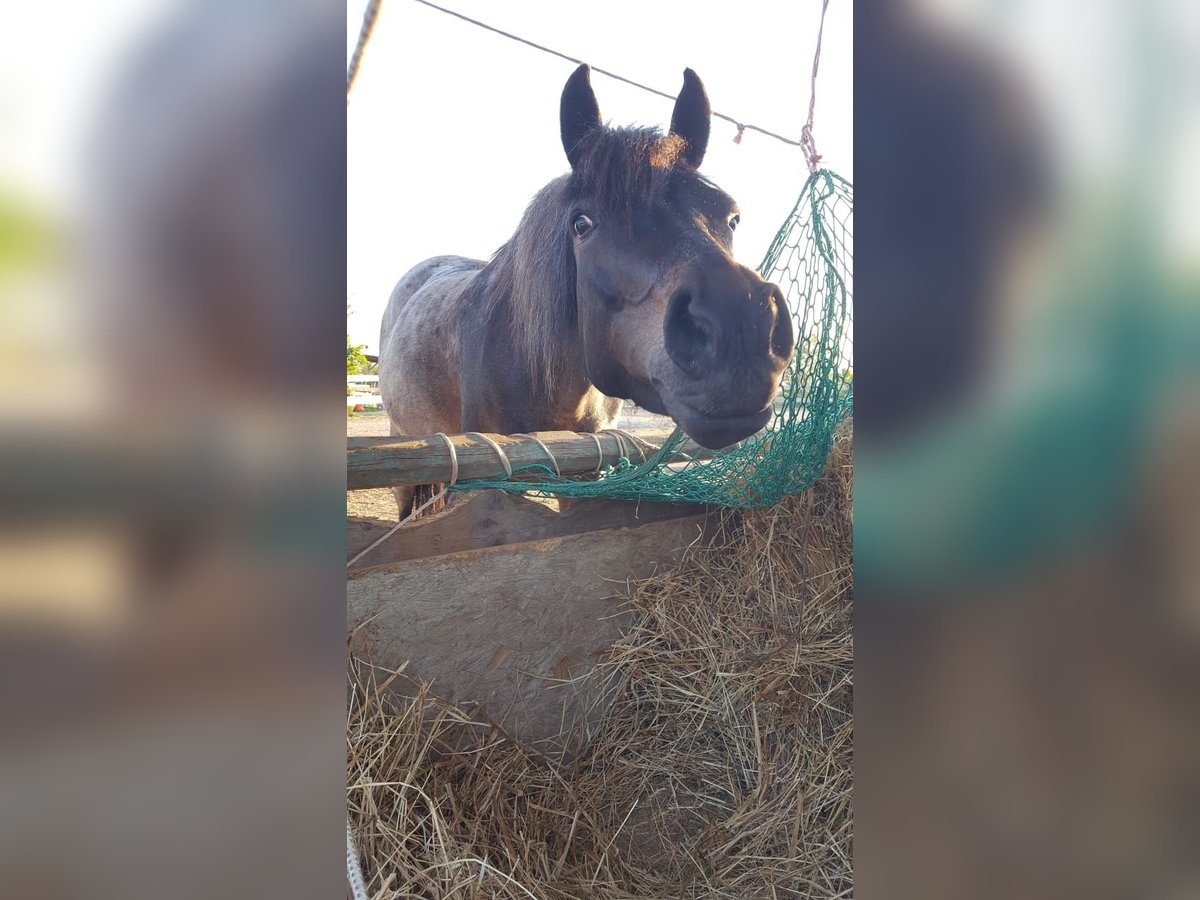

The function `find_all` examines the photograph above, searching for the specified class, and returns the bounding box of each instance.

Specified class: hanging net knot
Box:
[800,123,823,174]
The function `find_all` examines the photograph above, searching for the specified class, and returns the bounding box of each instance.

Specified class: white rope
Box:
[801,0,832,174]
[346,434,458,570]
[610,429,628,461]
[435,432,459,485]
[513,433,561,476]
[346,485,449,569]
[600,427,651,463]
[585,432,605,473]
[346,818,369,900]
[465,432,513,477]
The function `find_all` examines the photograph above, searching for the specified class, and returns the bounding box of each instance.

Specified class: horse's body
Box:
[380,254,621,438]
[380,65,794,513]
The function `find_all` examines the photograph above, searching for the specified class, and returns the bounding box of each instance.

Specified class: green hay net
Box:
[450,169,853,508]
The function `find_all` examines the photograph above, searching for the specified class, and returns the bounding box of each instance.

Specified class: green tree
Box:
[347,302,369,376]
[347,336,368,376]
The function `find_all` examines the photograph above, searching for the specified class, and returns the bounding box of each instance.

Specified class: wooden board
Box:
[348,489,712,570]
[347,513,717,757]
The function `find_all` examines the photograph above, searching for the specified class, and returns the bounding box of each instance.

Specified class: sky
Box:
[346,0,854,352]
[2,1,1195,358]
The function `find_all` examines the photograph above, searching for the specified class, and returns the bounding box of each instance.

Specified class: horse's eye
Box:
[729,214,740,231]
[572,214,594,237]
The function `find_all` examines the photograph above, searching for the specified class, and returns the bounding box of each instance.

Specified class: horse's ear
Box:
[561,64,602,169]
[669,68,711,168]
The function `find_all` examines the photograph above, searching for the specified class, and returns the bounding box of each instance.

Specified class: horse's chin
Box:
[669,403,773,450]
[637,381,772,450]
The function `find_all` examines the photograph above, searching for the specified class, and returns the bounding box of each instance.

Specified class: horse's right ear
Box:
[561,64,601,169]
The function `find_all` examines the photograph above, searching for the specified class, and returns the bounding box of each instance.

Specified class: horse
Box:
[379,64,795,514]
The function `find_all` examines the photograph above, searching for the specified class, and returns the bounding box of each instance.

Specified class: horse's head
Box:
[559,64,794,449]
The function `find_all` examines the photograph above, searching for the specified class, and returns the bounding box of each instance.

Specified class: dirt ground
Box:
[346,411,393,440]
[347,414,400,553]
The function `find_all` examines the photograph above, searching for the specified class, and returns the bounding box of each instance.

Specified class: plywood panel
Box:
[347,514,714,756]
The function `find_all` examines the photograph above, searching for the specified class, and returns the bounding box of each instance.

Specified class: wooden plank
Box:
[347,427,714,490]
[348,489,713,569]
[347,513,718,757]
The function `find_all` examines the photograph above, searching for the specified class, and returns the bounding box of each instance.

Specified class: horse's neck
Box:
[501,299,595,421]
[478,275,617,432]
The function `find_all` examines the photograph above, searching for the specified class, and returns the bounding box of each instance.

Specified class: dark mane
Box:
[487,126,689,393]
[571,126,687,221]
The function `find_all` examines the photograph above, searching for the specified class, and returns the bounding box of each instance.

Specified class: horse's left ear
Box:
[561,64,602,169]
[670,68,711,168]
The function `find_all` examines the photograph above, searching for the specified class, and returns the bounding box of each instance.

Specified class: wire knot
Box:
[800,123,822,174]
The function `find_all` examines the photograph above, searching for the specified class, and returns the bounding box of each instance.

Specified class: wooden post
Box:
[347,427,712,490]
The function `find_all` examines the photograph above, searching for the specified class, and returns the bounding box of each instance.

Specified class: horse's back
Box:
[379,256,482,356]
[379,255,484,437]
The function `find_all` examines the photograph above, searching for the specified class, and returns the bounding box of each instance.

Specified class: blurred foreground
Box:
[1,2,346,898]
[856,0,1199,896]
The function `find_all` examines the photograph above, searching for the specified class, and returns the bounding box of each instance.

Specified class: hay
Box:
[347,424,853,899]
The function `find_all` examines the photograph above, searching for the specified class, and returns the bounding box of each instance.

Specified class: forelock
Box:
[568,126,688,220]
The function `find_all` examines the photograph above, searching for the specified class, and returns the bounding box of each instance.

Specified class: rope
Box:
[435,432,459,485]
[513,433,561,476]
[347,0,383,101]
[346,818,369,900]
[801,0,831,174]
[606,429,627,463]
[409,0,804,147]
[346,486,449,568]
[601,428,652,463]
[585,432,605,473]
[346,433,458,569]
[465,432,513,477]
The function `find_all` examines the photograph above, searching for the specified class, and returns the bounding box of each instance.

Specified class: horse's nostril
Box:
[665,288,721,376]
[767,285,795,360]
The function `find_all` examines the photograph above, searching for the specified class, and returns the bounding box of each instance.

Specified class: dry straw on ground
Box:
[348,424,853,899]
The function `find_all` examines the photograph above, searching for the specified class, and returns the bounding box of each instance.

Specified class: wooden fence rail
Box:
[347,427,712,490]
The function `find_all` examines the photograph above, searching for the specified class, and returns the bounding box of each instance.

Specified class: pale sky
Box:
[2,1,1195,359]
[346,0,854,352]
